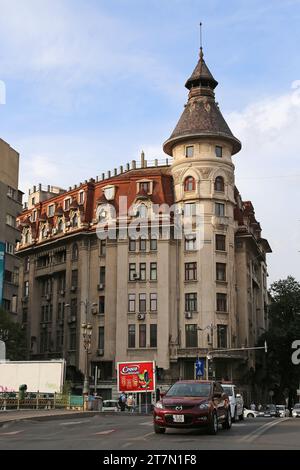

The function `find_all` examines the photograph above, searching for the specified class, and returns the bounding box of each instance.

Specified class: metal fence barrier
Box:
[0,393,84,411]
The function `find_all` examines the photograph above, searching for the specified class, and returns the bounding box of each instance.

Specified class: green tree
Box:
[255,276,300,405]
[0,308,27,360]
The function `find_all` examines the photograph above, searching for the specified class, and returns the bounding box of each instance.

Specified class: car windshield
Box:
[294,404,300,409]
[266,404,276,410]
[221,385,233,396]
[276,405,284,410]
[166,383,211,397]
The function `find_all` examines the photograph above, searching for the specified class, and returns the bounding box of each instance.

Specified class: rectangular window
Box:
[216,234,226,251]
[32,210,37,222]
[128,324,136,348]
[217,293,227,312]
[5,242,15,255]
[185,293,197,312]
[24,257,30,272]
[150,262,157,281]
[185,146,194,158]
[7,186,15,199]
[215,146,223,158]
[185,236,196,251]
[216,263,226,281]
[139,293,146,313]
[56,329,64,351]
[150,324,157,348]
[185,262,197,281]
[22,307,28,323]
[129,238,136,252]
[217,325,227,348]
[139,238,146,251]
[139,324,146,348]
[99,296,105,314]
[57,302,65,322]
[185,324,198,347]
[100,266,106,284]
[58,273,66,292]
[140,182,150,193]
[71,270,78,288]
[184,203,196,216]
[215,203,225,216]
[6,214,16,227]
[69,328,77,350]
[71,298,77,317]
[150,238,157,251]
[48,205,54,217]
[150,293,157,312]
[24,281,29,297]
[128,294,136,312]
[98,326,104,349]
[64,199,71,211]
[79,191,85,204]
[139,263,146,281]
[129,263,136,281]
[100,240,106,256]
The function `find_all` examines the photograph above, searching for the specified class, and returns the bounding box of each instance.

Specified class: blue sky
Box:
[0,0,300,282]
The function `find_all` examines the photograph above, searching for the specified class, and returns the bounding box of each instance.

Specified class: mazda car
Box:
[153,380,231,435]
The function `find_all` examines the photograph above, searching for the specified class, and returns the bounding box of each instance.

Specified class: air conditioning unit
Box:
[137,313,145,320]
[68,315,77,323]
[91,307,98,315]
[60,290,65,296]
[97,283,105,290]
[97,348,104,356]
[42,323,47,329]
[185,311,192,319]
[70,285,77,292]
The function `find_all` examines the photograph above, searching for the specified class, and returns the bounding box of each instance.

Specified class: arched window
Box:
[137,204,148,218]
[184,176,195,192]
[72,213,78,228]
[72,243,78,261]
[214,176,225,192]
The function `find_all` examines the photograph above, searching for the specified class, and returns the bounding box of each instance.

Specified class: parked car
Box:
[153,380,231,435]
[243,408,258,418]
[291,403,300,418]
[260,404,277,417]
[221,383,244,421]
[102,399,119,412]
[276,405,290,418]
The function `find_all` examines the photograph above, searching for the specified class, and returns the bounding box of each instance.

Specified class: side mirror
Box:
[160,392,166,399]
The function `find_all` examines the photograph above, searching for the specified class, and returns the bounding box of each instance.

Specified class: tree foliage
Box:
[256,276,300,404]
[0,308,27,360]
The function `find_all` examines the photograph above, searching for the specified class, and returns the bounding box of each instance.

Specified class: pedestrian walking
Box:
[250,402,256,411]
[118,392,126,411]
[126,394,135,413]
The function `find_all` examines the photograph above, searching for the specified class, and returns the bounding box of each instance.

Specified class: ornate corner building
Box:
[16,49,271,398]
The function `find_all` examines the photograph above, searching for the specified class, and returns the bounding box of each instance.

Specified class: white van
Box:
[221,384,244,421]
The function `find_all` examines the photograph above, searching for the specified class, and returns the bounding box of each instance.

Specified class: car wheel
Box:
[222,409,232,430]
[247,413,254,418]
[154,424,166,434]
[232,406,238,422]
[208,413,218,435]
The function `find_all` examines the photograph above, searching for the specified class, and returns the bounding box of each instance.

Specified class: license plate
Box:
[173,415,184,423]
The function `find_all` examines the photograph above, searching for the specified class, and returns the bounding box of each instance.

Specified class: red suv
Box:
[153,380,231,435]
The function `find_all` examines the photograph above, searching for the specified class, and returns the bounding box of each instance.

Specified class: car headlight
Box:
[199,401,210,410]
[155,401,164,409]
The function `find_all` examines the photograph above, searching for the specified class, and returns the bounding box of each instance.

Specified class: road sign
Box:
[195,358,204,378]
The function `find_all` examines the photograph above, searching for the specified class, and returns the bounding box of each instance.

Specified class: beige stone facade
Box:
[16,49,271,399]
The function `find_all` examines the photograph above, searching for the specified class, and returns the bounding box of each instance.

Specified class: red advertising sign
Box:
[117,361,155,393]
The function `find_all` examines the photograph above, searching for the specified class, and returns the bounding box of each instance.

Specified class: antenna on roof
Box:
[199,22,203,49]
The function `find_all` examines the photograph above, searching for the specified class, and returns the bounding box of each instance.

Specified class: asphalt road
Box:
[0,414,299,450]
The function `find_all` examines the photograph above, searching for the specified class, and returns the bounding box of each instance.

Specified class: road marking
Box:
[139,421,152,426]
[0,430,24,436]
[240,418,289,442]
[60,421,88,426]
[94,429,116,435]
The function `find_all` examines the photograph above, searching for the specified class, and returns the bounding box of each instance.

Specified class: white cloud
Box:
[227,83,300,283]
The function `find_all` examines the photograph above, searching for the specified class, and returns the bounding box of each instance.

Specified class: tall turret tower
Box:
[163,48,242,381]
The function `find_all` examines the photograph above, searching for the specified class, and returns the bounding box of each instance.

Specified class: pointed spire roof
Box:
[163,48,241,156]
[185,48,218,91]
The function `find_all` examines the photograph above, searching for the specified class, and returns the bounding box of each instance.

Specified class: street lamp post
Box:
[197,323,218,380]
[81,322,93,396]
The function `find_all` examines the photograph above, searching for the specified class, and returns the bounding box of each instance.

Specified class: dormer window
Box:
[140,182,150,193]
[103,185,115,201]
[184,176,195,192]
[78,191,85,205]
[215,146,222,158]
[48,205,54,217]
[185,146,194,158]
[64,198,71,211]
